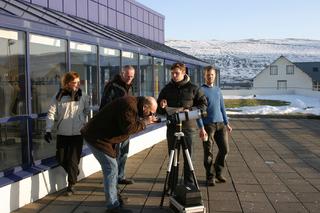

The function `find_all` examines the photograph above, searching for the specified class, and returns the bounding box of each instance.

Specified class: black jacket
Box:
[99,74,133,110]
[157,75,207,129]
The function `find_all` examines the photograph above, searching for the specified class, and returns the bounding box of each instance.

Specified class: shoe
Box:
[207,178,216,186]
[216,175,227,183]
[65,185,75,196]
[106,206,133,213]
[118,179,134,185]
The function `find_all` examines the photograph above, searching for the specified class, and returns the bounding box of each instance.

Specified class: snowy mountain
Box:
[166,39,320,84]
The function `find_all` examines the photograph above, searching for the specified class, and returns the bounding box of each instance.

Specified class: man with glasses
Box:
[157,62,207,189]
[100,65,135,185]
[81,96,157,213]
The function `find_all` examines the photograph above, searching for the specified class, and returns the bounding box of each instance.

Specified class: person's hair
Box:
[122,65,135,73]
[61,71,80,89]
[203,65,217,75]
[143,96,154,108]
[171,62,186,73]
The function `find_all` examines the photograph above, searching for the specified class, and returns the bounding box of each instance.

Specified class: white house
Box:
[253,56,320,91]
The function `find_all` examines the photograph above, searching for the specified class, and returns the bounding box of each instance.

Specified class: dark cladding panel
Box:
[143,23,148,38]
[132,18,138,35]
[143,10,148,23]
[159,17,164,30]
[77,0,88,19]
[149,26,154,41]
[31,0,48,7]
[108,0,116,9]
[149,13,154,25]
[116,0,124,13]
[153,15,159,28]
[124,1,130,16]
[137,7,143,21]
[63,0,76,16]
[138,21,143,37]
[88,0,98,23]
[124,15,131,33]
[99,5,108,26]
[154,28,159,42]
[49,0,63,12]
[108,8,116,28]
[117,12,124,31]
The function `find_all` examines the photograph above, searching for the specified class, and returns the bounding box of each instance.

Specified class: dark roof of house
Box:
[294,62,320,81]
[0,0,208,65]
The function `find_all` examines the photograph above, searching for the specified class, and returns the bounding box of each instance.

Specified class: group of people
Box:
[44,63,232,213]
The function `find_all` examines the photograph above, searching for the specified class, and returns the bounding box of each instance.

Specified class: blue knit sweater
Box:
[201,84,229,125]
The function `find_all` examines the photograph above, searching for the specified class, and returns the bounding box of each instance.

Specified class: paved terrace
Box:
[13,118,320,213]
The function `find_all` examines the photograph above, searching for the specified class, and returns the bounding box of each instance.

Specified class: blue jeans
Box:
[117,139,129,181]
[87,143,120,209]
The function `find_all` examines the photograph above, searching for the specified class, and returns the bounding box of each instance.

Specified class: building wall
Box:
[22,0,165,43]
[253,56,313,90]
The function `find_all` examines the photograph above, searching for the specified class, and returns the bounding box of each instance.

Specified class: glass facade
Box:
[0,28,27,170]
[154,57,164,98]
[29,34,67,160]
[99,47,120,99]
[0,28,205,174]
[70,41,98,111]
[122,51,139,96]
[139,55,153,96]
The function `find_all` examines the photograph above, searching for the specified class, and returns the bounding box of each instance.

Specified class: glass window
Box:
[99,47,120,99]
[139,55,153,96]
[30,34,67,161]
[270,65,278,75]
[122,51,138,95]
[188,65,198,85]
[154,57,164,98]
[165,60,175,84]
[286,65,294,75]
[277,80,287,90]
[0,28,27,170]
[70,41,98,110]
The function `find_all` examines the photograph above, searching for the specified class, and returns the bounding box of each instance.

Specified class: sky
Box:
[225,94,320,115]
[137,0,320,41]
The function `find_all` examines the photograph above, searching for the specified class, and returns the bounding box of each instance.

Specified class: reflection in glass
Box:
[0,120,27,171]
[30,34,66,161]
[0,28,26,118]
[154,57,164,98]
[99,47,120,99]
[165,60,175,84]
[122,51,138,96]
[70,41,98,110]
[0,28,26,171]
[30,34,67,114]
[188,65,198,85]
[140,55,153,96]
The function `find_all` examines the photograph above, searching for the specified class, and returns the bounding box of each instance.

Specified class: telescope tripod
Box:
[160,121,200,207]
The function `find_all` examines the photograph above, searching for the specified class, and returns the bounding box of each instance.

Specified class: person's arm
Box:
[157,89,167,115]
[45,96,57,132]
[219,90,232,133]
[194,87,207,129]
[99,83,115,110]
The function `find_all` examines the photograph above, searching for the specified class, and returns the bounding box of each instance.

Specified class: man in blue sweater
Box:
[201,66,232,186]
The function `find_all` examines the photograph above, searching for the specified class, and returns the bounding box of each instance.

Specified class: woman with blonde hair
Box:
[45,71,90,195]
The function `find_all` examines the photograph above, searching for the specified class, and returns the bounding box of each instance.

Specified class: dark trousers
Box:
[56,135,83,186]
[203,123,229,180]
[167,127,196,186]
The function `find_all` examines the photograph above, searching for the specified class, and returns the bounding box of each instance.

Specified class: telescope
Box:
[161,107,207,125]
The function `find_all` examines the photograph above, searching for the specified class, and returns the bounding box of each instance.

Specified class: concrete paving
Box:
[13,118,320,213]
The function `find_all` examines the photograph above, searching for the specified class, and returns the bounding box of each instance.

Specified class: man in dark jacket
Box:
[100,65,135,185]
[158,62,207,188]
[81,96,157,213]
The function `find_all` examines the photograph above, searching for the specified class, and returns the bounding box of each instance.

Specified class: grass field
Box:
[224,99,290,108]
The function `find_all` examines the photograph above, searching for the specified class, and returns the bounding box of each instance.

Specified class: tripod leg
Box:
[181,137,200,190]
[160,149,175,207]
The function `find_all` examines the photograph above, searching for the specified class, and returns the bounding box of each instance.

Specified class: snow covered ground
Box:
[224,94,320,115]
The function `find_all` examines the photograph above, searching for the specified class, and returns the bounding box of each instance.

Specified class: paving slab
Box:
[13,118,320,213]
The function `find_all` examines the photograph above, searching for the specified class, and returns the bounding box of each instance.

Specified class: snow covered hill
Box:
[166,39,320,84]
